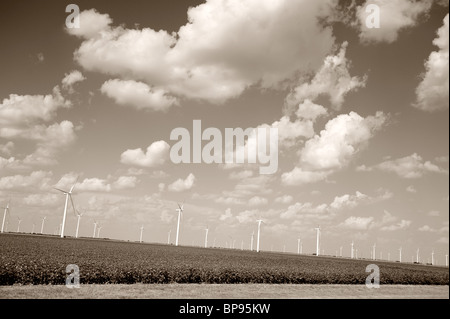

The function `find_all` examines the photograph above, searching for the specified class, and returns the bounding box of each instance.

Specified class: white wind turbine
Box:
[139,225,144,243]
[75,210,83,238]
[256,218,264,253]
[204,226,209,248]
[416,248,420,263]
[250,231,255,251]
[17,217,22,233]
[40,216,46,234]
[175,203,184,246]
[372,243,376,260]
[93,220,98,238]
[399,247,402,262]
[1,200,10,233]
[54,178,78,238]
[431,250,435,265]
[297,238,301,255]
[314,226,321,256]
[167,229,171,245]
[351,240,354,259]
[97,224,102,238]
[340,246,343,257]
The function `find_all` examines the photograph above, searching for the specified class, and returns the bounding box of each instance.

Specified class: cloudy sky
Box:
[0,0,448,263]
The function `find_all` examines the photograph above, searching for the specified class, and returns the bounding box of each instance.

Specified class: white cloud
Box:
[112,176,138,190]
[282,111,387,185]
[168,173,196,192]
[414,14,449,112]
[120,140,170,168]
[65,8,113,39]
[70,1,336,104]
[77,178,111,192]
[406,185,417,193]
[380,219,411,231]
[23,193,60,207]
[62,70,86,92]
[363,153,448,178]
[101,79,178,112]
[418,225,436,232]
[285,42,367,112]
[274,195,293,204]
[0,142,14,156]
[330,191,368,210]
[248,196,268,207]
[355,0,433,44]
[0,171,53,191]
[219,208,233,221]
[340,216,374,230]
[228,170,254,180]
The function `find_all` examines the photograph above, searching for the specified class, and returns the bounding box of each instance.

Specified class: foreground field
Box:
[1,284,448,299]
[0,234,448,285]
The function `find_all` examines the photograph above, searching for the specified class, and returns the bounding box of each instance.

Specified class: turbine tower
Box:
[204,226,209,248]
[1,200,10,233]
[97,225,102,238]
[372,243,376,260]
[256,218,264,253]
[399,247,402,262]
[40,216,46,234]
[297,238,301,255]
[140,225,144,243]
[416,248,420,263]
[93,221,98,238]
[340,246,343,257]
[16,217,21,233]
[250,231,254,251]
[351,240,354,259]
[315,226,321,256]
[75,210,83,238]
[167,229,171,245]
[431,250,435,265]
[175,203,184,246]
[54,178,78,238]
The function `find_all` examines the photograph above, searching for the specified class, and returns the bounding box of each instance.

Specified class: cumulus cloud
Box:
[62,70,86,93]
[65,8,113,39]
[112,176,138,190]
[340,216,374,230]
[359,153,448,178]
[282,111,387,185]
[248,196,268,207]
[168,173,196,192]
[0,171,53,191]
[69,1,336,104]
[0,142,14,156]
[120,140,170,168]
[274,195,293,204]
[285,42,367,112]
[380,219,412,231]
[229,170,253,180]
[414,14,449,112]
[219,208,233,221]
[355,0,433,44]
[101,79,178,112]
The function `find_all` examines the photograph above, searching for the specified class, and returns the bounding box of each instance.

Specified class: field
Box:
[0,233,448,286]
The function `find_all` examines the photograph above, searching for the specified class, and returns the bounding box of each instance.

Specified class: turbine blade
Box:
[54,187,68,194]
[70,195,77,217]
[69,176,79,193]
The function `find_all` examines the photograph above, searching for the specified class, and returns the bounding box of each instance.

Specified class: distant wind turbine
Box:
[399,247,402,262]
[140,225,144,243]
[175,203,184,246]
[250,231,255,251]
[314,226,321,256]
[167,229,171,245]
[416,248,420,263]
[446,254,448,267]
[297,238,301,255]
[204,226,209,248]
[54,178,78,238]
[16,217,21,233]
[93,221,98,238]
[351,240,354,259]
[431,250,435,265]
[372,243,376,260]
[75,210,83,238]
[1,200,10,233]
[256,218,264,253]
[97,225,102,238]
[40,216,46,234]
[340,246,343,257]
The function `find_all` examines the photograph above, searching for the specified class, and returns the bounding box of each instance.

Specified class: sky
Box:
[0,0,448,264]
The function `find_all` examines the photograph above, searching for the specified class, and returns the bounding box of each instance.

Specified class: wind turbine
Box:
[204,226,209,248]
[93,220,98,238]
[97,225,102,238]
[40,216,46,234]
[431,250,435,265]
[340,246,343,257]
[17,217,22,233]
[314,226,321,256]
[1,200,10,233]
[351,240,354,259]
[140,225,144,243]
[250,231,254,251]
[54,178,78,238]
[297,238,301,255]
[175,203,184,246]
[167,229,171,245]
[372,243,376,260]
[399,247,402,262]
[75,210,83,238]
[256,218,264,253]
[416,248,420,263]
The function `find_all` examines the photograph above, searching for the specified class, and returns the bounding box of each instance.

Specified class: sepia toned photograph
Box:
[0,0,448,312]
